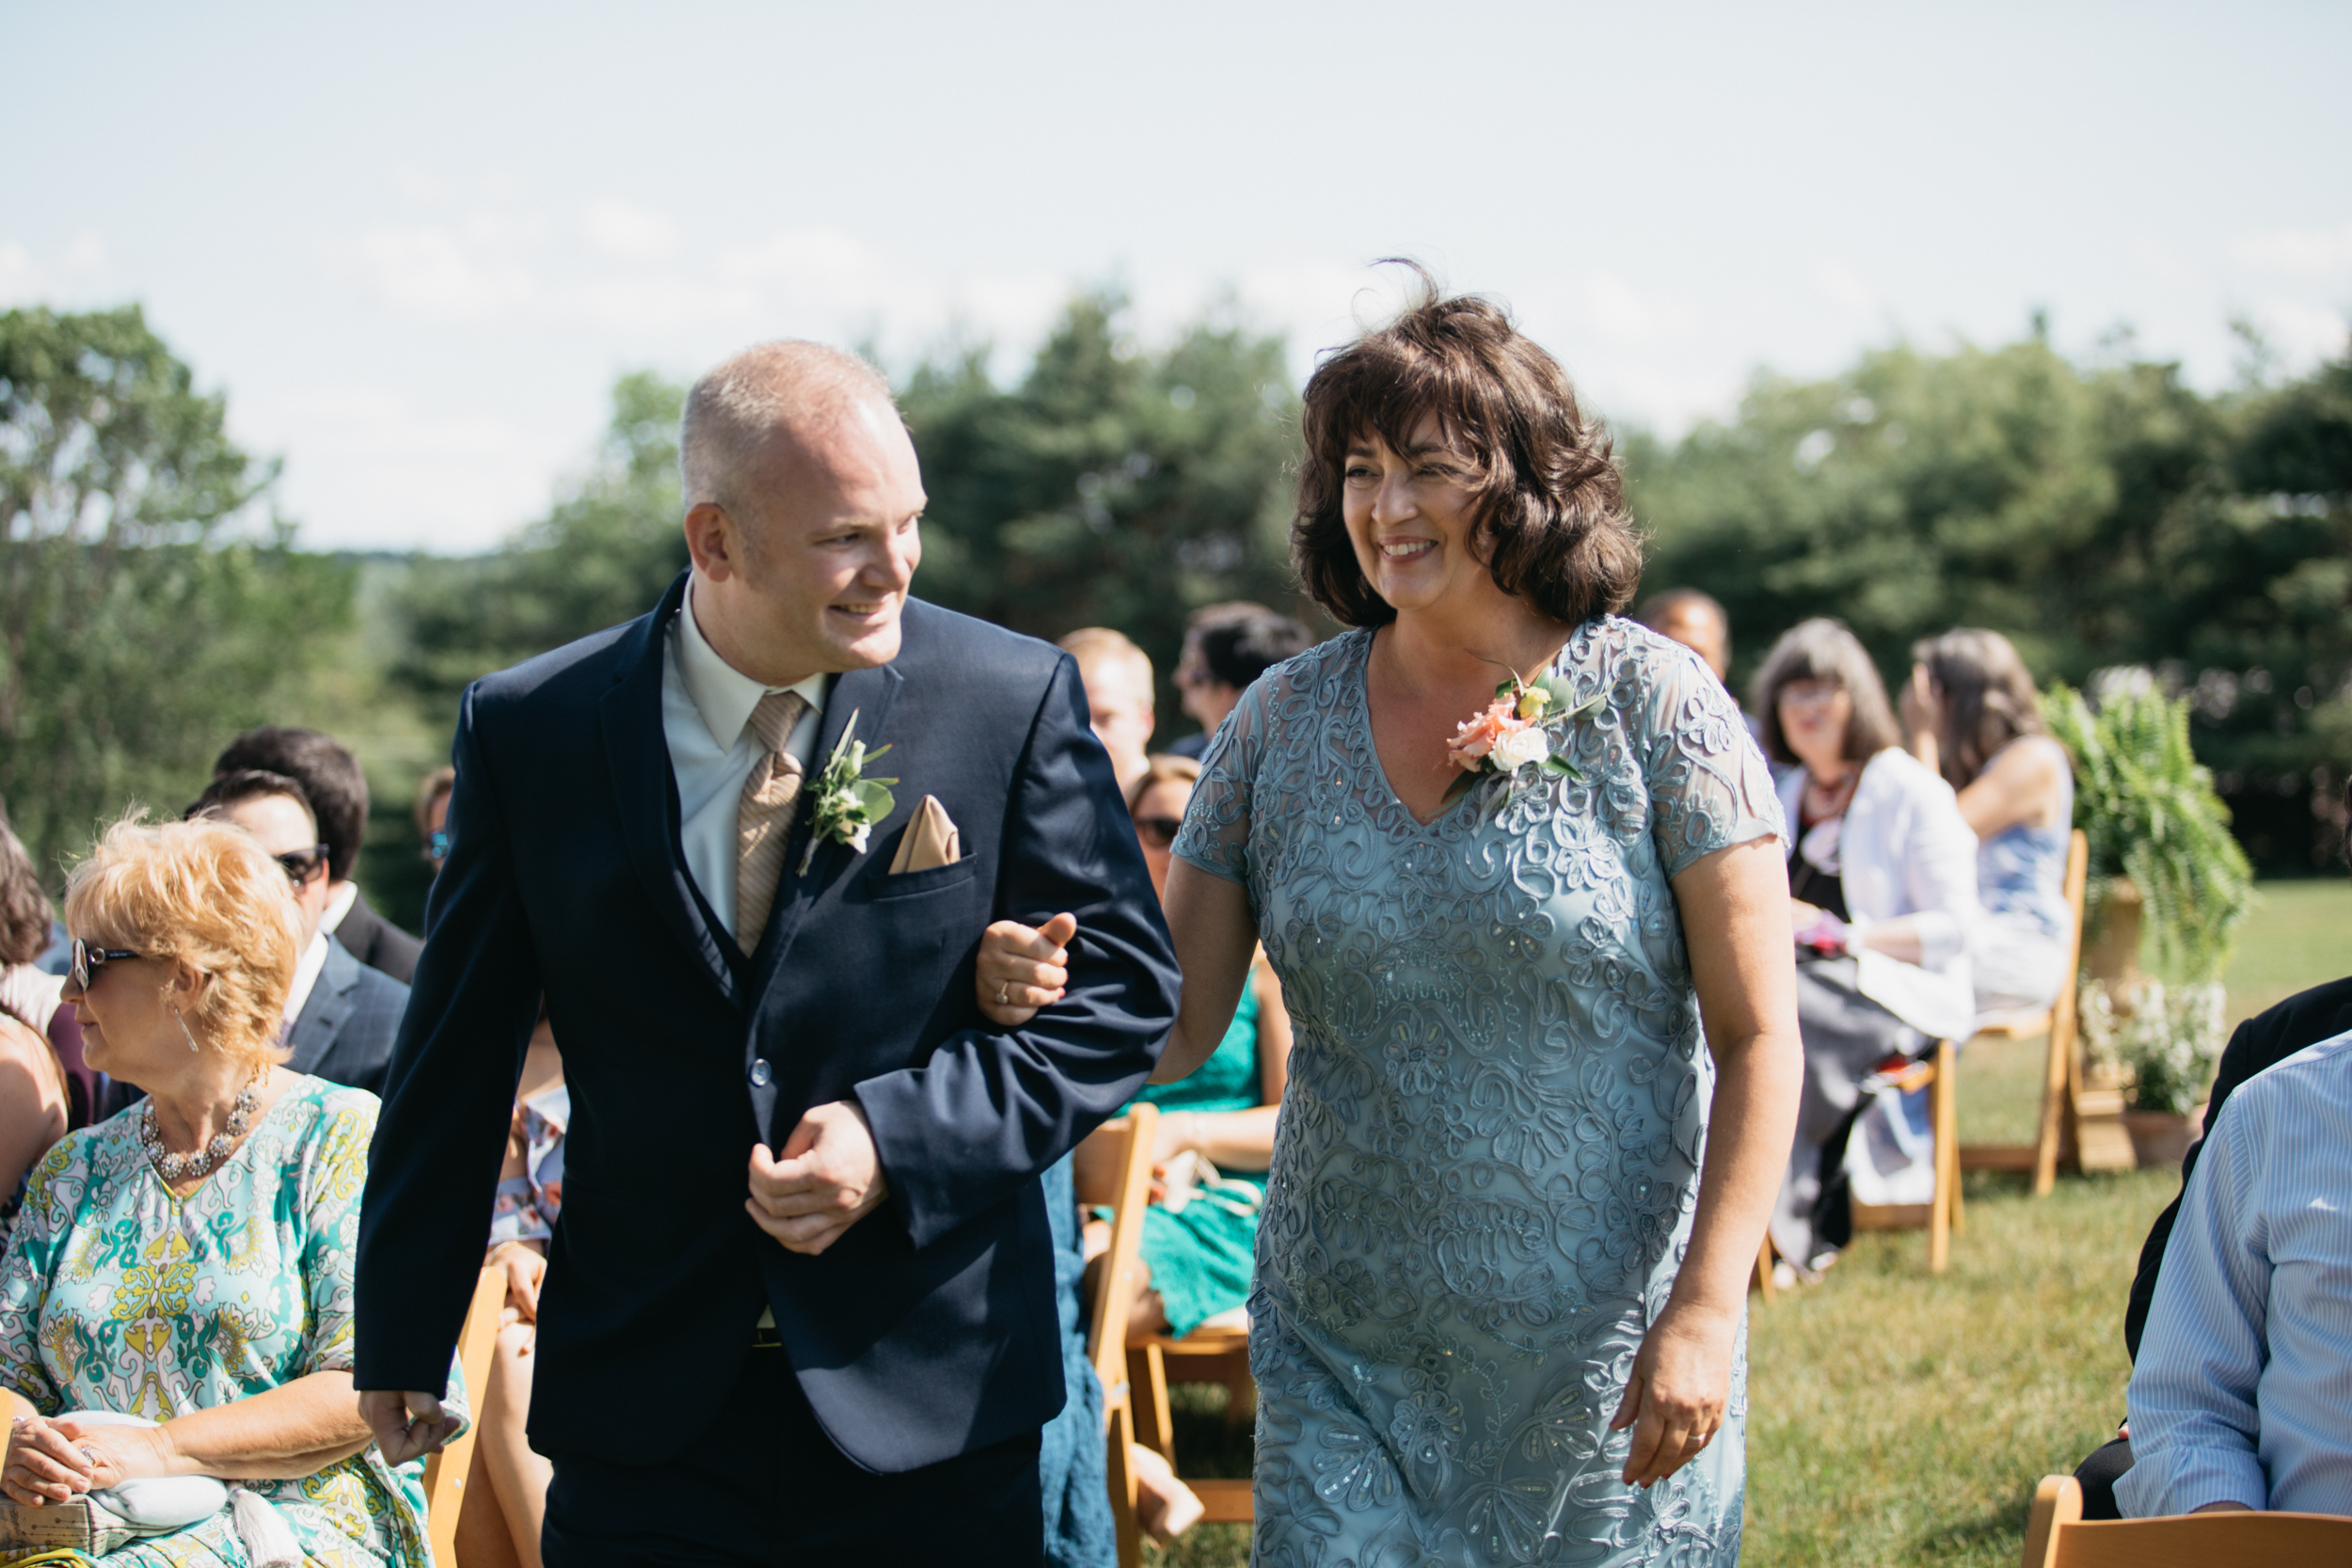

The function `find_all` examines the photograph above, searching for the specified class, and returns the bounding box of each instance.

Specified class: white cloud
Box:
[580,198,683,263]
[234,386,563,554]
[335,215,545,321]
[2245,299,2350,364]
[2229,221,2352,279]
[0,231,112,307]
[1810,258,1877,317]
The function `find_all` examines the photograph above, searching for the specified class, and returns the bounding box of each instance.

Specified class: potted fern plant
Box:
[2044,681,2254,1164]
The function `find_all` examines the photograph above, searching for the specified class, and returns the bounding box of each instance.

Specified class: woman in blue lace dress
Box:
[1150,281,1803,1567]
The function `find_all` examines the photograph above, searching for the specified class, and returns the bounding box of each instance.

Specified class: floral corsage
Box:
[1443,669,1604,810]
[799,710,898,873]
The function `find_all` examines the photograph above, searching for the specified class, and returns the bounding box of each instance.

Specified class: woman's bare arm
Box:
[1613,837,1803,1488]
[0,1020,66,1201]
[9,1371,377,1501]
[1955,734,2068,840]
[1150,862,1259,1085]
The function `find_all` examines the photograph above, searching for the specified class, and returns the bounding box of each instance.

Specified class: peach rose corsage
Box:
[1442,671,1604,810]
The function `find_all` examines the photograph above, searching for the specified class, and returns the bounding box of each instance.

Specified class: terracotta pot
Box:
[2123,1104,2207,1171]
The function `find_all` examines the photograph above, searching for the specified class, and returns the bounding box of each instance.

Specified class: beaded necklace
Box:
[140,1072,265,1182]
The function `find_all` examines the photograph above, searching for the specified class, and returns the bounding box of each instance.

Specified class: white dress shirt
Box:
[282,931,331,1028]
[2119,1027,2352,1517]
[660,586,827,938]
[320,879,358,937]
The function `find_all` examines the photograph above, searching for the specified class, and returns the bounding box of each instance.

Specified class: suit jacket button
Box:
[749,1057,773,1087]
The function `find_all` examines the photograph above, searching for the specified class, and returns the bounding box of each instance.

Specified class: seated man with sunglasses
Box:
[185,771,410,1096]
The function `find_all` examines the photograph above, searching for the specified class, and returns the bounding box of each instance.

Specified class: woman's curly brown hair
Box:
[1292,265,1644,628]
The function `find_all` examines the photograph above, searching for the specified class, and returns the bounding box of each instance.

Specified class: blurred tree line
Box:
[0,305,354,880]
[1626,324,2352,872]
[5,296,2345,926]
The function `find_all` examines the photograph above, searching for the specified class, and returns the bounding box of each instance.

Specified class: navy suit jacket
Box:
[354,577,1178,1472]
[286,937,410,1098]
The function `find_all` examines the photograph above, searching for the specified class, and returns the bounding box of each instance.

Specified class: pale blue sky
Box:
[5,1,2346,552]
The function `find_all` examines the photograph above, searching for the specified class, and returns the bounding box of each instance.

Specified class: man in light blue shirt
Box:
[2118,1027,2352,1517]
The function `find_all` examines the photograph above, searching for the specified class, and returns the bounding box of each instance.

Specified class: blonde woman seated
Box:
[456,1004,567,1568]
[1753,620,1980,1275]
[0,816,453,1567]
[1903,628,2076,1016]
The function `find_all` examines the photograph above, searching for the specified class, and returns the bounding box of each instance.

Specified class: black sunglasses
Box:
[70,938,143,992]
[274,844,331,886]
[1133,816,1184,849]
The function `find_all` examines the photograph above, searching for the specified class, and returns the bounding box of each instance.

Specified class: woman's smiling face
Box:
[1341,412,1488,616]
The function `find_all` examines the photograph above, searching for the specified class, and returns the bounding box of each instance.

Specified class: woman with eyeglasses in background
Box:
[0,814,453,1565]
[1751,618,1981,1279]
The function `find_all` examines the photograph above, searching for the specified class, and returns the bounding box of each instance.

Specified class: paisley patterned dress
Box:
[1172,619,1784,1568]
[0,1077,444,1567]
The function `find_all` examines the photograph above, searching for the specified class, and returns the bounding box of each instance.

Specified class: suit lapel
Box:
[287,942,358,1076]
[599,574,741,1006]
[753,660,905,983]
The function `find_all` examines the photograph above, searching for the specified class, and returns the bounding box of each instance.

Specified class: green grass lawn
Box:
[1142,879,2351,1567]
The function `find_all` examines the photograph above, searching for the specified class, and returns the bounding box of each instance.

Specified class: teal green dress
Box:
[1132,976,1265,1336]
[0,1076,448,1568]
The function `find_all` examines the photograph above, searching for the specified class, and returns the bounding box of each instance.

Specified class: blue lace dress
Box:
[1172,620,1784,1568]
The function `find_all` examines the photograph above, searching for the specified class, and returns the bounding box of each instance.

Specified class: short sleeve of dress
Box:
[0,1135,84,1413]
[1170,672,1273,891]
[1640,640,1787,879]
[298,1093,378,1377]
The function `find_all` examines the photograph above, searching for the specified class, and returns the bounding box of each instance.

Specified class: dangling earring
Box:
[172,1006,200,1053]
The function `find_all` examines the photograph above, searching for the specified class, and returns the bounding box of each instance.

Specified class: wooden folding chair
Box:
[421,1265,510,1565]
[1750,1233,1778,1304]
[1961,831,2119,1194]
[1075,1106,1160,1568]
[1848,1036,1964,1273]
[1127,1319,1253,1526]
[2021,1473,2352,1566]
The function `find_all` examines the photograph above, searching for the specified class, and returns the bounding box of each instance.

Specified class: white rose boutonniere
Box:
[798,710,898,874]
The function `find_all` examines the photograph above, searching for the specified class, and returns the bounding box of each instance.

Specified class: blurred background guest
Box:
[1057,627,1157,797]
[1754,618,1980,1275]
[186,770,410,1096]
[455,1001,566,1568]
[1638,586,1733,686]
[1168,605,1314,760]
[417,765,456,879]
[977,752,1296,1544]
[1904,629,2076,1016]
[214,725,422,982]
[0,815,445,1566]
[0,818,70,1245]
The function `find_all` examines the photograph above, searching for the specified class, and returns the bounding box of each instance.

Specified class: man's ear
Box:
[683,500,739,583]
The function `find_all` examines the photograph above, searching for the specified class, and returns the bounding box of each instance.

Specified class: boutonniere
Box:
[799,710,898,874]
[1442,667,1605,810]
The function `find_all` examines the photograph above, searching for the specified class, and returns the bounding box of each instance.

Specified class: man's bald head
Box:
[680,340,898,511]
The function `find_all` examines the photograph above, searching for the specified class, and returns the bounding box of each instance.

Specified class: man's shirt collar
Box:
[675,584,828,752]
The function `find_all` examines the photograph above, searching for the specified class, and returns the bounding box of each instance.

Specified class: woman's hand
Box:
[4,1414,168,1502]
[1609,1301,1738,1489]
[976,913,1075,1026]
[489,1240,547,1322]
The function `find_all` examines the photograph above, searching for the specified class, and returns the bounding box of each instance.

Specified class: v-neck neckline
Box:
[1351,630,1501,832]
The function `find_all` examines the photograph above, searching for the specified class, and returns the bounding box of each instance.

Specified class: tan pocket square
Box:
[888,795,963,874]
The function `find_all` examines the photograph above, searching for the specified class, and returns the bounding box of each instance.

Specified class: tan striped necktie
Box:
[733,689,810,952]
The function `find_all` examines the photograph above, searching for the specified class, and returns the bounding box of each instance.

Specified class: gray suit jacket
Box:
[287,937,410,1098]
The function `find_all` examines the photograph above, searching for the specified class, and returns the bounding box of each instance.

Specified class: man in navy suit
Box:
[186,769,410,1096]
[354,341,1179,1566]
